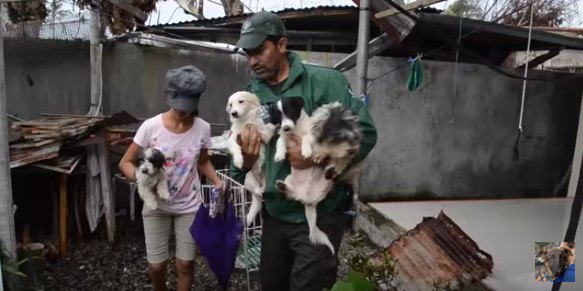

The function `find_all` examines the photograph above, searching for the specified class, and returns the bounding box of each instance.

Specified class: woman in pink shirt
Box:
[119,66,222,291]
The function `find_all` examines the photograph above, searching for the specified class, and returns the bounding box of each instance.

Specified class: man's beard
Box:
[254,66,279,81]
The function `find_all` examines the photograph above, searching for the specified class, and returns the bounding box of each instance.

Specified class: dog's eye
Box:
[238,100,244,104]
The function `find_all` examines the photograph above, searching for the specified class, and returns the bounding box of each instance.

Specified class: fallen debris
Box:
[8,111,139,169]
[386,211,494,290]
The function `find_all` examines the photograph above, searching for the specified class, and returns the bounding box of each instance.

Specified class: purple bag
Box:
[190,200,243,288]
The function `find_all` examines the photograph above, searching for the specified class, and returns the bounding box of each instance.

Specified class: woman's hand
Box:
[119,142,142,182]
[198,149,223,189]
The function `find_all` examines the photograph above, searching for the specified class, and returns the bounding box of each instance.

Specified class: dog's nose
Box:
[142,169,149,174]
[282,126,291,132]
[231,112,238,118]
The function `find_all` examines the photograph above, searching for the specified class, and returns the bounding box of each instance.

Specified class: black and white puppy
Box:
[274,99,362,255]
[302,102,362,205]
[273,97,313,162]
[135,148,171,210]
[226,91,276,226]
[273,97,337,254]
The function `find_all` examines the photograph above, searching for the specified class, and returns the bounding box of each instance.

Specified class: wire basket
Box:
[201,169,261,290]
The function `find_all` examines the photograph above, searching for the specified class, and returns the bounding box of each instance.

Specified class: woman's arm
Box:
[119,142,143,182]
[198,149,222,189]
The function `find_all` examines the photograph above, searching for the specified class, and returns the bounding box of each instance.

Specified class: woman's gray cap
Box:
[166,65,206,112]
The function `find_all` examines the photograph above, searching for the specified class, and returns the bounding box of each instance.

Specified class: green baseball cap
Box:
[236,11,286,49]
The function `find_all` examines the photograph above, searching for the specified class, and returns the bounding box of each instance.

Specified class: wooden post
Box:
[97,133,115,242]
[0,7,16,258]
[567,89,583,197]
[88,1,102,116]
[73,176,83,236]
[59,174,67,254]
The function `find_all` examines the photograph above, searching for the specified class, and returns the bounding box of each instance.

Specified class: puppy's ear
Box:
[281,97,305,122]
[136,150,145,165]
[225,101,231,113]
[286,97,305,110]
[151,150,166,168]
[268,102,282,125]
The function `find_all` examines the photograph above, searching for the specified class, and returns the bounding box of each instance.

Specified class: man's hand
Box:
[287,135,318,170]
[237,124,261,170]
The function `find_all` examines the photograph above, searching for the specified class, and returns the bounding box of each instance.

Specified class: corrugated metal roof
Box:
[387,211,494,291]
[151,5,357,27]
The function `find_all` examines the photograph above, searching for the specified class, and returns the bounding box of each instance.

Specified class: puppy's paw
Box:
[145,199,158,210]
[249,186,264,196]
[158,188,170,200]
[275,180,287,192]
[233,154,244,168]
[274,150,286,162]
[246,214,255,227]
[301,146,313,159]
[325,167,337,180]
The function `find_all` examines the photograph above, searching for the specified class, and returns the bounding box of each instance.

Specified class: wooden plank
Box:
[23,132,64,140]
[33,155,82,175]
[97,132,115,242]
[375,0,445,18]
[105,0,148,21]
[73,177,83,237]
[59,174,67,254]
[13,118,80,128]
[9,139,57,149]
[9,144,61,168]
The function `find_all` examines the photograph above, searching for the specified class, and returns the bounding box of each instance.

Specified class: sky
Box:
[147,0,583,27]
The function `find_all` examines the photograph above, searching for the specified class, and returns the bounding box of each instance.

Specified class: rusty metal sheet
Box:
[387,211,494,290]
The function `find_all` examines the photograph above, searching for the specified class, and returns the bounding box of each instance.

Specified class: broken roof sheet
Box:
[387,211,493,290]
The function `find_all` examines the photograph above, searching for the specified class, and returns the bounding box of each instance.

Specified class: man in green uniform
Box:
[231,11,377,291]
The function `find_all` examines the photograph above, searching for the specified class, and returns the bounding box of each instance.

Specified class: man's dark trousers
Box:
[259,208,346,291]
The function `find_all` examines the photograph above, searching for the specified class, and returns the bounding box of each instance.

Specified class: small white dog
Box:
[274,99,361,255]
[226,91,275,226]
[135,148,171,210]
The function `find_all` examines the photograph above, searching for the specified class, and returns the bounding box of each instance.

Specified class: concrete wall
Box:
[5,43,91,119]
[298,52,583,199]
[5,42,583,200]
[101,42,251,126]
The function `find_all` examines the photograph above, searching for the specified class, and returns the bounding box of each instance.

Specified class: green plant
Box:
[348,252,399,290]
[328,271,376,291]
[1,248,29,291]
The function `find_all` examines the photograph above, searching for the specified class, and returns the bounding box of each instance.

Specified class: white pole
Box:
[355,0,371,98]
[0,10,17,258]
[89,2,103,116]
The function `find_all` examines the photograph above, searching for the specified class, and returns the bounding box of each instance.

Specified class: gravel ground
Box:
[39,216,380,291]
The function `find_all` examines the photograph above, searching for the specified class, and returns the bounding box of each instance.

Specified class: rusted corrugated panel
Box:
[387,211,493,291]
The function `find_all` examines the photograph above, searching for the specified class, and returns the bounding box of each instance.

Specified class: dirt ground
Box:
[38,215,379,291]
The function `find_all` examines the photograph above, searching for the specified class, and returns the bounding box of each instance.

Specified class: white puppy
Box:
[226,91,275,226]
[135,148,171,210]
